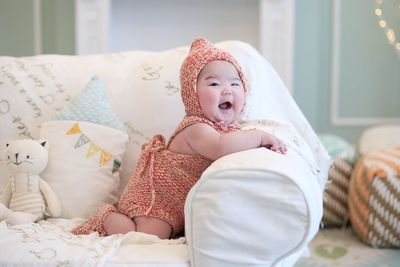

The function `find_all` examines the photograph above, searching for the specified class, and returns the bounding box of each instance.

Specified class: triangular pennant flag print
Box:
[75,134,90,148]
[65,123,117,167]
[112,159,121,173]
[100,151,112,166]
[87,143,101,158]
[66,122,82,135]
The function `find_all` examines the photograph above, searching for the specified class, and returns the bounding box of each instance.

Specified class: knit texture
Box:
[118,116,239,236]
[71,204,116,235]
[71,116,239,237]
[71,38,245,237]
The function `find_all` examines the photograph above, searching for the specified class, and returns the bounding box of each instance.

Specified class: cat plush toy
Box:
[0,139,61,225]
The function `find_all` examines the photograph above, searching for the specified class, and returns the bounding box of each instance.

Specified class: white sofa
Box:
[0,40,330,267]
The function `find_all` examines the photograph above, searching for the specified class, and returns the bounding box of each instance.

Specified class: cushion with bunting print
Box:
[40,75,128,219]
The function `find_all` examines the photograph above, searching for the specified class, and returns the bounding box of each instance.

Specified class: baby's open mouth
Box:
[218,101,232,110]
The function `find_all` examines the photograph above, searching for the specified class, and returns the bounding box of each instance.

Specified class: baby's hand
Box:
[260,131,287,154]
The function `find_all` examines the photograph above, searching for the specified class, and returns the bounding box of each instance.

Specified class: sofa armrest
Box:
[184,148,323,267]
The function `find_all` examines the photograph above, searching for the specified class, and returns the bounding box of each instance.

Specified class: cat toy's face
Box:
[4,140,49,175]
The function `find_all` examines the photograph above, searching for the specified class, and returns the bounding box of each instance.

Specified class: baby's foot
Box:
[71,204,117,236]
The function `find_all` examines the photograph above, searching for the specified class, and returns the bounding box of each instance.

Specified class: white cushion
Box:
[357,124,400,157]
[39,76,128,219]
[40,120,127,219]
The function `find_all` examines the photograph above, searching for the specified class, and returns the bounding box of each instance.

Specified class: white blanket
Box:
[0,219,188,267]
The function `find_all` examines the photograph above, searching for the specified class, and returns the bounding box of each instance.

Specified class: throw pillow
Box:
[357,124,400,158]
[40,76,128,219]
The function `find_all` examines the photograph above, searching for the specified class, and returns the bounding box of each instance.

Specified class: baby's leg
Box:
[103,213,172,239]
[71,204,116,235]
[104,212,136,235]
[134,216,172,239]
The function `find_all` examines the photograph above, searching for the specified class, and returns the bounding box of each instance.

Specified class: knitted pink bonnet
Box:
[180,38,248,118]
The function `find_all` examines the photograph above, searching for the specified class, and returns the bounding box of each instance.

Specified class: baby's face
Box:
[196,60,245,124]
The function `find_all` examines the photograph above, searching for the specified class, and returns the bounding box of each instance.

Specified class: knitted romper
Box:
[72,37,248,238]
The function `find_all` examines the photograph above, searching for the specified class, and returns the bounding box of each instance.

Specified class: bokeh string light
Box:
[374,0,400,59]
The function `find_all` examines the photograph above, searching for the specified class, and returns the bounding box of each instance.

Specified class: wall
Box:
[0,0,36,56]
[109,0,260,52]
[0,0,75,56]
[294,0,400,143]
[41,0,75,54]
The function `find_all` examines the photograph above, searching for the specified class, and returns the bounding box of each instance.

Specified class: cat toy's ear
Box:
[38,139,49,150]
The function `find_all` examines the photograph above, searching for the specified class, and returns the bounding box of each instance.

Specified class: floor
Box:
[295,228,400,267]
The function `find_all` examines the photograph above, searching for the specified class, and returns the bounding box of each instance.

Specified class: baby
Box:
[72,38,286,239]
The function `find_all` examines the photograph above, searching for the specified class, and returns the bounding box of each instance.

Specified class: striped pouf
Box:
[318,134,355,227]
[348,146,400,248]
[322,157,353,226]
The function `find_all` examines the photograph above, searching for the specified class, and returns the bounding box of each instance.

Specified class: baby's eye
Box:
[210,82,219,86]
[231,83,240,86]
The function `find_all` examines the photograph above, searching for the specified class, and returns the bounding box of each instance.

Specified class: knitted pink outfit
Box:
[72,38,248,237]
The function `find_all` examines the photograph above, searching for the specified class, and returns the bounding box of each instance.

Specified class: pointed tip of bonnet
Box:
[189,38,213,52]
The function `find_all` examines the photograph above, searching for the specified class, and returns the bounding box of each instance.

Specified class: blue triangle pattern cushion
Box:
[52,75,127,133]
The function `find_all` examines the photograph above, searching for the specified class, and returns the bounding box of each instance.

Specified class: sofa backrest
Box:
[0,40,330,197]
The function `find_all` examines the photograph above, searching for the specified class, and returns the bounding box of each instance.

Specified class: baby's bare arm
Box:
[183,123,286,160]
